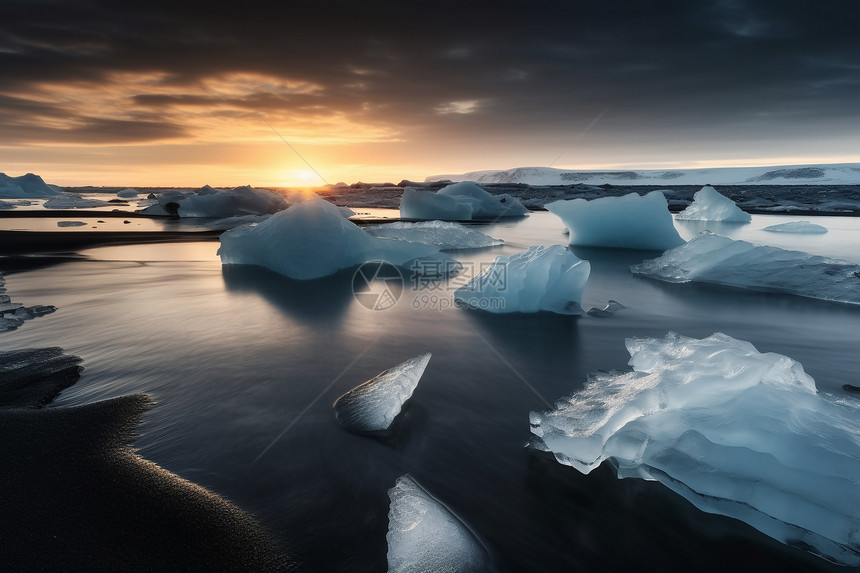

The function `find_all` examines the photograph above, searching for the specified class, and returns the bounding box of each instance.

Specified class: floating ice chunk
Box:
[117,188,139,198]
[218,198,460,280]
[763,221,828,234]
[365,221,503,250]
[333,353,431,433]
[676,186,751,222]
[455,245,590,314]
[43,194,112,209]
[57,221,87,227]
[631,232,860,304]
[169,185,289,218]
[0,173,62,198]
[400,187,473,220]
[546,191,684,250]
[586,300,626,318]
[387,474,493,573]
[530,332,860,566]
[0,274,55,332]
[436,181,529,219]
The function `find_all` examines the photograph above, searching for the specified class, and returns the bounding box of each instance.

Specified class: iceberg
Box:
[631,232,860,304]
[400,182,527,221]
[763,221,828,234]
[116,188,139,198]
[546,191,684,250]
[218,198,460,280]
[0,173,61,198]
[365,221,503,250]
[43,194,113,209]
[387,474,493,573]
[676,186,751,222]
[333,353,431,433]
[454,245,590,314]
[529,332,860,566]
[152,185,290,218]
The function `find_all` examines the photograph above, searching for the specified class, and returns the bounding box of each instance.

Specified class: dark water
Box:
[2,213,858,572]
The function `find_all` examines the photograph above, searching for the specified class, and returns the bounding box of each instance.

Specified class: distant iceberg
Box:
[0,173,62,198]
[387,474,493,572]
[676,186,751,222]
[529,332,860,566]
[143,185,294,218]
[365,221,503,250]
[333,353,431,434]
[454,245,590,314]
[546,191,685,250]
[631,232,860,304]
[763,221,828,234]
[116,188,139,198]
[400,182,528,221]
[218,198,460,280]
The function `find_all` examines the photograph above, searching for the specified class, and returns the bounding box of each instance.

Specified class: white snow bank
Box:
[365,221,503,250]
[387,474,492,573]
[0,173,61,198]
[631,232,860,305]
[546,191,684,250]
[763,221,828,234]
[676,186,751,222]
[218,198,460,280]
[529,332,860,566]
[400,182,527,221]
[454,245,590,314]
[333,353,431,433]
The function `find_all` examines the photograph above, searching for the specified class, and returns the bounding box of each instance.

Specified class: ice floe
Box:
[0,274,55,332]
[400,182,528,221]
[365,221,503,250]
[333,353,430,433]
[546,191,684,250]
[529,331,860,565]
[631,232,860,304]
[676,186,751,222]
[454,245,590,314]
[763,221,828,234]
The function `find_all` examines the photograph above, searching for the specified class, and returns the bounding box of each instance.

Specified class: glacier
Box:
[333,353,431,434]
[676,186,751,222]
[387,474,493,573]
[400,182,527,220]
[454,245,590,314]
[365,221,503,250]
[218,198,460,280]
[763,221,828,234]
[631,232,860,305]
[529,331,860,566]
[546,191,685,250]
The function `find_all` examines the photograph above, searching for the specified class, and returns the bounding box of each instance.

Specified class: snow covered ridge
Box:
[218,198,460,280]
[529,332,860,566]
[631,232,860,305]
[427,163,860,186]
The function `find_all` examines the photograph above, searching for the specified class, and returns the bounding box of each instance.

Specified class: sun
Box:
[283,168,322,187]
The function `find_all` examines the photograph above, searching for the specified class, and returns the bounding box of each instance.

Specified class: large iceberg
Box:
[676,185,751,222]
[365,221,503,250]
[333,353,431,434]
[454,245,590,314]
[147,185,291,218]
[218,198,460,280]
[387,474,493,573]
[0,173,61,198]
[546,191,684,250]
[400,182,528,221]
[529,332,860,565]
[631,232,860,304]
[763,221,828,234]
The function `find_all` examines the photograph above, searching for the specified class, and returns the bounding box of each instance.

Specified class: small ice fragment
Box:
[763,221,828,234]
[586,300,627,317]
[333,353,431,433]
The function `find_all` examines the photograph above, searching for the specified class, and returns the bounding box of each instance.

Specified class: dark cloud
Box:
[2,0,860,148]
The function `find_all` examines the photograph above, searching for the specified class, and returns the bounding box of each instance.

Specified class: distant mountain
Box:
[427,163,860,186]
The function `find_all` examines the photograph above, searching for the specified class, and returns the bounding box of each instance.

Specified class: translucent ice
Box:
[218,198,460,280]
[676,186,751,222]
[529,332,860,565]
[387,474,492,573]
[631,232,860,304]
[454,245,590,314]
[365,221,503,250]
[400,182,527,221]
[546,191,684,250]
[333,353,431,433]
[763,221,828,234]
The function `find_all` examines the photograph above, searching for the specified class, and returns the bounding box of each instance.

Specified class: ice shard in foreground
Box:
[333,353,431,433]
[530,332,860,565]
[387,474,493,573]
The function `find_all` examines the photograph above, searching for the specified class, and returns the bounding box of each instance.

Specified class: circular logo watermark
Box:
[352,261,404,311]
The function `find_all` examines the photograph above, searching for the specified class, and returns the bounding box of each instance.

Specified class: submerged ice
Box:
[454,245,590,314]
[529,332,860,565]
[365,221,503,250]
[676,185,751,222]
[546,191,684,250]
[333,353,431,433]
[387,474,492,573]
[218,198,460,280]
[400,182,528,221]
[631,232,860,305]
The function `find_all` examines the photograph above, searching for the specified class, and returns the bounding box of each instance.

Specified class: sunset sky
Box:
[2,1,860,187]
